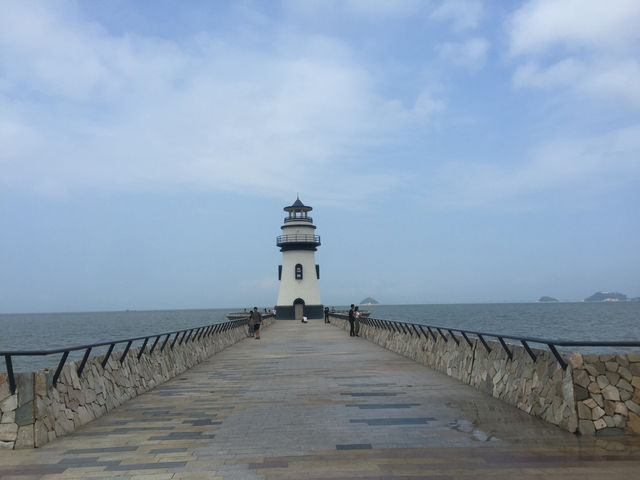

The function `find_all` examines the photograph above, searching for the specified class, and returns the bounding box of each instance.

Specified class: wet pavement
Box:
[1,320,639,479]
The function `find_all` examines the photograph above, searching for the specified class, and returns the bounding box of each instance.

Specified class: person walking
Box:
[249,306,262,340]
[324,306,330,324]
[348,304,355,337]
[354,306,361,336]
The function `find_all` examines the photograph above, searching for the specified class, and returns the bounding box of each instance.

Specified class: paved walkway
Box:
[2,320,640,479]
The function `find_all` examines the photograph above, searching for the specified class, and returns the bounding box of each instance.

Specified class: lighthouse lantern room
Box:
[275,197,323,320]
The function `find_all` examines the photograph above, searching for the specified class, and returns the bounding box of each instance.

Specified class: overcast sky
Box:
[1,0,639,313]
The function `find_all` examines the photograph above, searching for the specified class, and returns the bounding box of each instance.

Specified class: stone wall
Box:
[570,353,640,434]
[0,318,272,449]
[330,315,640,435]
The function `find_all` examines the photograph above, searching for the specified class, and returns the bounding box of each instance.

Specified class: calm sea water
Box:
[1,303,639,373]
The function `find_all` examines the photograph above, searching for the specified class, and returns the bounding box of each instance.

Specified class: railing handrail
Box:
[0,318,248,356]
[1,314,273,395]
[330,313,640,369]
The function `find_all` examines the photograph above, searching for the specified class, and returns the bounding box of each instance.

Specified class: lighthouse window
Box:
[295,264,303,279]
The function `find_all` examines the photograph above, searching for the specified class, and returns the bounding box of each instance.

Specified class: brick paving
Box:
[1,320,639,479]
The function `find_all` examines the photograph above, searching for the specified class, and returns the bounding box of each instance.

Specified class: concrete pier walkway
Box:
[2,320,640,479]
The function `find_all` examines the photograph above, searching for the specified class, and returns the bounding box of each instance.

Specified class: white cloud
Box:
[509,0,640,56]
[508,0,640,108]
[426,124,640,209]
[430,0,483,32]
[0,3,440,202]
[438,37,488,69]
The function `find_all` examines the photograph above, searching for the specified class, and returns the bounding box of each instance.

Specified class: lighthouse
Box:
[275,197,323,320]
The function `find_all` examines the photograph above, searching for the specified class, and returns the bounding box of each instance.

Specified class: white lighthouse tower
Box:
[275,197,323,320]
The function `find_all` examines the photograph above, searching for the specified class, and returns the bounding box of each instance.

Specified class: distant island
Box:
[360,297,379,305]
[584,291,628,302]
[537,296,558,303]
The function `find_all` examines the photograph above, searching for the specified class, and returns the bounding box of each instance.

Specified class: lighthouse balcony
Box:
[276,234,321,248]
[284,216,313,224]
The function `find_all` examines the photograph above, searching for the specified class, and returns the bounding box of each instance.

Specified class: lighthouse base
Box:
[276,304,323,321]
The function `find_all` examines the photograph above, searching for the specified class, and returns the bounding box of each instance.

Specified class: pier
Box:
[2,320,640,479]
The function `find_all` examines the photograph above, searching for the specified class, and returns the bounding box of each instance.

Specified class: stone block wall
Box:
[330,315,640,435]
[0,318,272,449]
[570,352,640,435]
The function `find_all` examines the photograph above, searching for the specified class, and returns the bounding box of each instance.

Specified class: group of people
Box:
[248,306,262,339]
[249,304,363,338]
[347,304,361,337]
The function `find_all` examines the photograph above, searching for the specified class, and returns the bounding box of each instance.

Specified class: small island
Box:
[537,296,558,303]
[584,291,628,302]
[360,297,380,305]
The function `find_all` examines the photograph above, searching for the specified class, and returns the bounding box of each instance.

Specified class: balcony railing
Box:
[276,234,321,246]
[284,216,313,223]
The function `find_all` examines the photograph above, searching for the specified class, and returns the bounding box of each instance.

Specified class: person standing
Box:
[324,306,330,324]
[249,306,262,340]
[354,306,361,336]
[348,304,355,337]
[247,310,254,337]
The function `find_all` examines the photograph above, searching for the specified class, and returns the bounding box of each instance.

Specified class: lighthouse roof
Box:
[284,196,312,212]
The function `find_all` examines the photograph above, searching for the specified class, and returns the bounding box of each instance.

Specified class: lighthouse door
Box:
[293,298,305,320]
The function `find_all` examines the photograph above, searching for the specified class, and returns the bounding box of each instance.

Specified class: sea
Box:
[1,303,639,373]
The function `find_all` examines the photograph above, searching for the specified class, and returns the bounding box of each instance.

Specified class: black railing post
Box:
[137,337,149,360]
[547,344,567,370]
[426,326,437,341]
[77,347,93,377]
[52,351,70,386]
[447,329,460,346]
[418,325,428,339]
[149,335,161,354]
[498,336,513,360]
[477,334,491,353]
[4,355,16,394]
[101,343,115,368]
[120,341,133,363]
[460,331,473,347]
[521,340,537,362]
[162,333,172,351]
[437,328,448,342]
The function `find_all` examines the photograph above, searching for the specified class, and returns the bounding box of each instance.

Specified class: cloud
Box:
[0,3,439,202]
[438,37,488,70]
[285,0,429,18]
[426,124,640,209]
[509,0,640,56]
[430,0,483,32]
[413,89,445,119]
[508,0,640,108]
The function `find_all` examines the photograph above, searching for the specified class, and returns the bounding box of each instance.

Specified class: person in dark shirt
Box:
[348,304,355,337]
[324,306,330,324]
[249,307,262,340]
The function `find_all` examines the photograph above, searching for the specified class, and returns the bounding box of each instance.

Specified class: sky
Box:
[1,0,639,313]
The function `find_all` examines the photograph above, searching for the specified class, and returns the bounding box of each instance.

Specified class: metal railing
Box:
[284,216,313,223]
[331,314,640,370]
[276,234,321,245]
[0,316,259,395]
